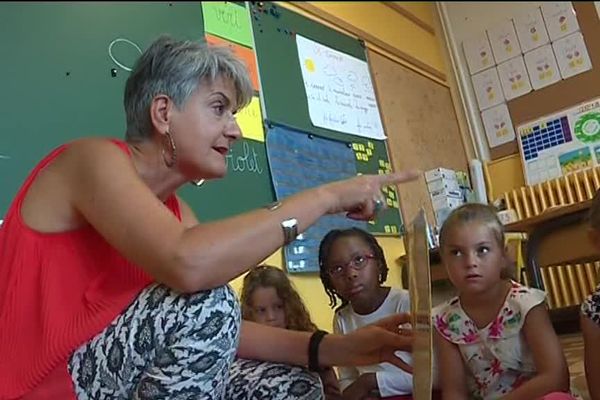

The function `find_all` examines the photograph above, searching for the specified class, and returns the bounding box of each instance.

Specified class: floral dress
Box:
[581,283,600,326]
[433,281,546,400]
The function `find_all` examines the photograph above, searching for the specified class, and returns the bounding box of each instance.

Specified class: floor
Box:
[560,333,589,400]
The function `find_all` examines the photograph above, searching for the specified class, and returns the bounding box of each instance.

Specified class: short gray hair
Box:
[124,35,254,141]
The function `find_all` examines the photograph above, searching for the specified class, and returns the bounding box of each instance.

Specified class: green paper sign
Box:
[201,2,253,48]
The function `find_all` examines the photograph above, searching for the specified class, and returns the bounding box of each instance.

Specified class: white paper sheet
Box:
[552,32,592,80]
[513,8,550,53]
[524,44,561,90]
[462,31,495,75]
[541,2,579,41]
[487,20,522,64]
[481,103,516,148]
[296,35,385,139]
[471,67,505,111]
[497,56,532,100]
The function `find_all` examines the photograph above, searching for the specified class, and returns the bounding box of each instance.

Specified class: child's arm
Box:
[332,316,361,390]
[434,329,469,400]
[581,313,600,400]
[501,304,570,400]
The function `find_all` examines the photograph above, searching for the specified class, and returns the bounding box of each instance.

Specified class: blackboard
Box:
[0,2,274,222]
[250,2,404,234]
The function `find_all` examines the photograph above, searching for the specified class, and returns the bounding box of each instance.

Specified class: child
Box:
[318,228,414,399]
[433,203,574,400]
[581,190,600,400]
[239,265,342,400]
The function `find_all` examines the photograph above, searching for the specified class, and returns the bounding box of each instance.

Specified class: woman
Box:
[0,35,417,399]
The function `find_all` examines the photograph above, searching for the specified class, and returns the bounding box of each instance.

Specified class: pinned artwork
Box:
[513,8,550,53]
[552,32,592,79]
[524,44,561,90]
[463,32,495,75]
[496,56,532,100]
[541,2,580,41]
[487,20,522,64]
[481,103,516,148]
[471,67,504,111]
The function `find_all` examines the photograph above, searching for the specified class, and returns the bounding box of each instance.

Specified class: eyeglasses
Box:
[326,253,375,277]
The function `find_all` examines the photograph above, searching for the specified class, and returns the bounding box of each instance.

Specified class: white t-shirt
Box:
[333,287,413,397]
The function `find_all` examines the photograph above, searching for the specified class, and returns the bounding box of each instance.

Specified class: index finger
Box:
[377,169,421,186]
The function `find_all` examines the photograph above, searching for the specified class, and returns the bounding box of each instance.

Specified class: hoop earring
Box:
[162,131,176,168]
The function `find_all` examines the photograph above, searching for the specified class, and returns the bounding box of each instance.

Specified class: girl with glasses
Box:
[318,228,414,400]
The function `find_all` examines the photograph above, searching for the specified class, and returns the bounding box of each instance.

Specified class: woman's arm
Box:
[582,314,600,400]
[237,315,413,371]
[502,304,570,400]
[434,329,469,400]
[47,139,417,293]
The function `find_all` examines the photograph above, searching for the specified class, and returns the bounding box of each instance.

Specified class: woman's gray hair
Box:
[124,35,253,141]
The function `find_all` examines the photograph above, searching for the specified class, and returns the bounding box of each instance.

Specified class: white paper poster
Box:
[497,56,532,100]
[553,32,592,79]
[541,2,579,41]
[481,103,516,148]
[296,35,385,139]
[463,32,495,75]
[513,8,550,53]
[471,67,505,111]
[524,44,561,90]
[487,20,522,64]
[596,2,600,20]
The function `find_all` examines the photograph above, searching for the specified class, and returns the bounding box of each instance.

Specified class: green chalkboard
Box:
[0,2,274,222]
[250,2,403,234]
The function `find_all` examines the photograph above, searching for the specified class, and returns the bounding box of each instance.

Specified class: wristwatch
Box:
[265,201,298,245]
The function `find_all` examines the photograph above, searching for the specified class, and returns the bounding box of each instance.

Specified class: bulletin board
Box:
[249,2,404,235]
[368,50,469,228]
[492,2,600,161]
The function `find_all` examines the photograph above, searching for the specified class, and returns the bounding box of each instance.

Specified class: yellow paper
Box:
[236,96,265,142]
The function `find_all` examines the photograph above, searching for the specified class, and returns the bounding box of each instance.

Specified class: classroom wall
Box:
[230,2,448,331]
[437,2,592,202]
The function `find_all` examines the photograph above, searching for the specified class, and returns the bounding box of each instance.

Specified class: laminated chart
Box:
[266,124,366,273]
[517,98,600,185]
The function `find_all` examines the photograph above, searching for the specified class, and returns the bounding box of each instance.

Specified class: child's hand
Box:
[342,373,378,400]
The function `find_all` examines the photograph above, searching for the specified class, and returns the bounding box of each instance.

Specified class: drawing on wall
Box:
[513,8,550,53]
[517,98,600,185]
[541,2,579,41]
[487,20,521,64]
[471,67,505,111]
[496,56,532,100]
[296,35,385,139]
[108,38,142,72]
[462,31,495,75]
[481,103,516,148]
[553,32,592,80]
[524,44,561,90]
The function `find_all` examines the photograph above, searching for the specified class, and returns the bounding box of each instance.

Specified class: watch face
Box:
[282,218,298,227]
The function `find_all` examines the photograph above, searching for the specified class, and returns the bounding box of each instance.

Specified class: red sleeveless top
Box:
[0,139,181,399]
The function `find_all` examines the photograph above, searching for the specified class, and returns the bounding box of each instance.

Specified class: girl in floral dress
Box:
[433,203,575,399]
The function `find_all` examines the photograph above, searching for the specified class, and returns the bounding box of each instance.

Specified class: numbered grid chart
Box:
[266,124,367,274]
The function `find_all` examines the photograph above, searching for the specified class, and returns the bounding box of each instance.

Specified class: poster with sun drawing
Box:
[517,97,600,185]
[295,34,385,140]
